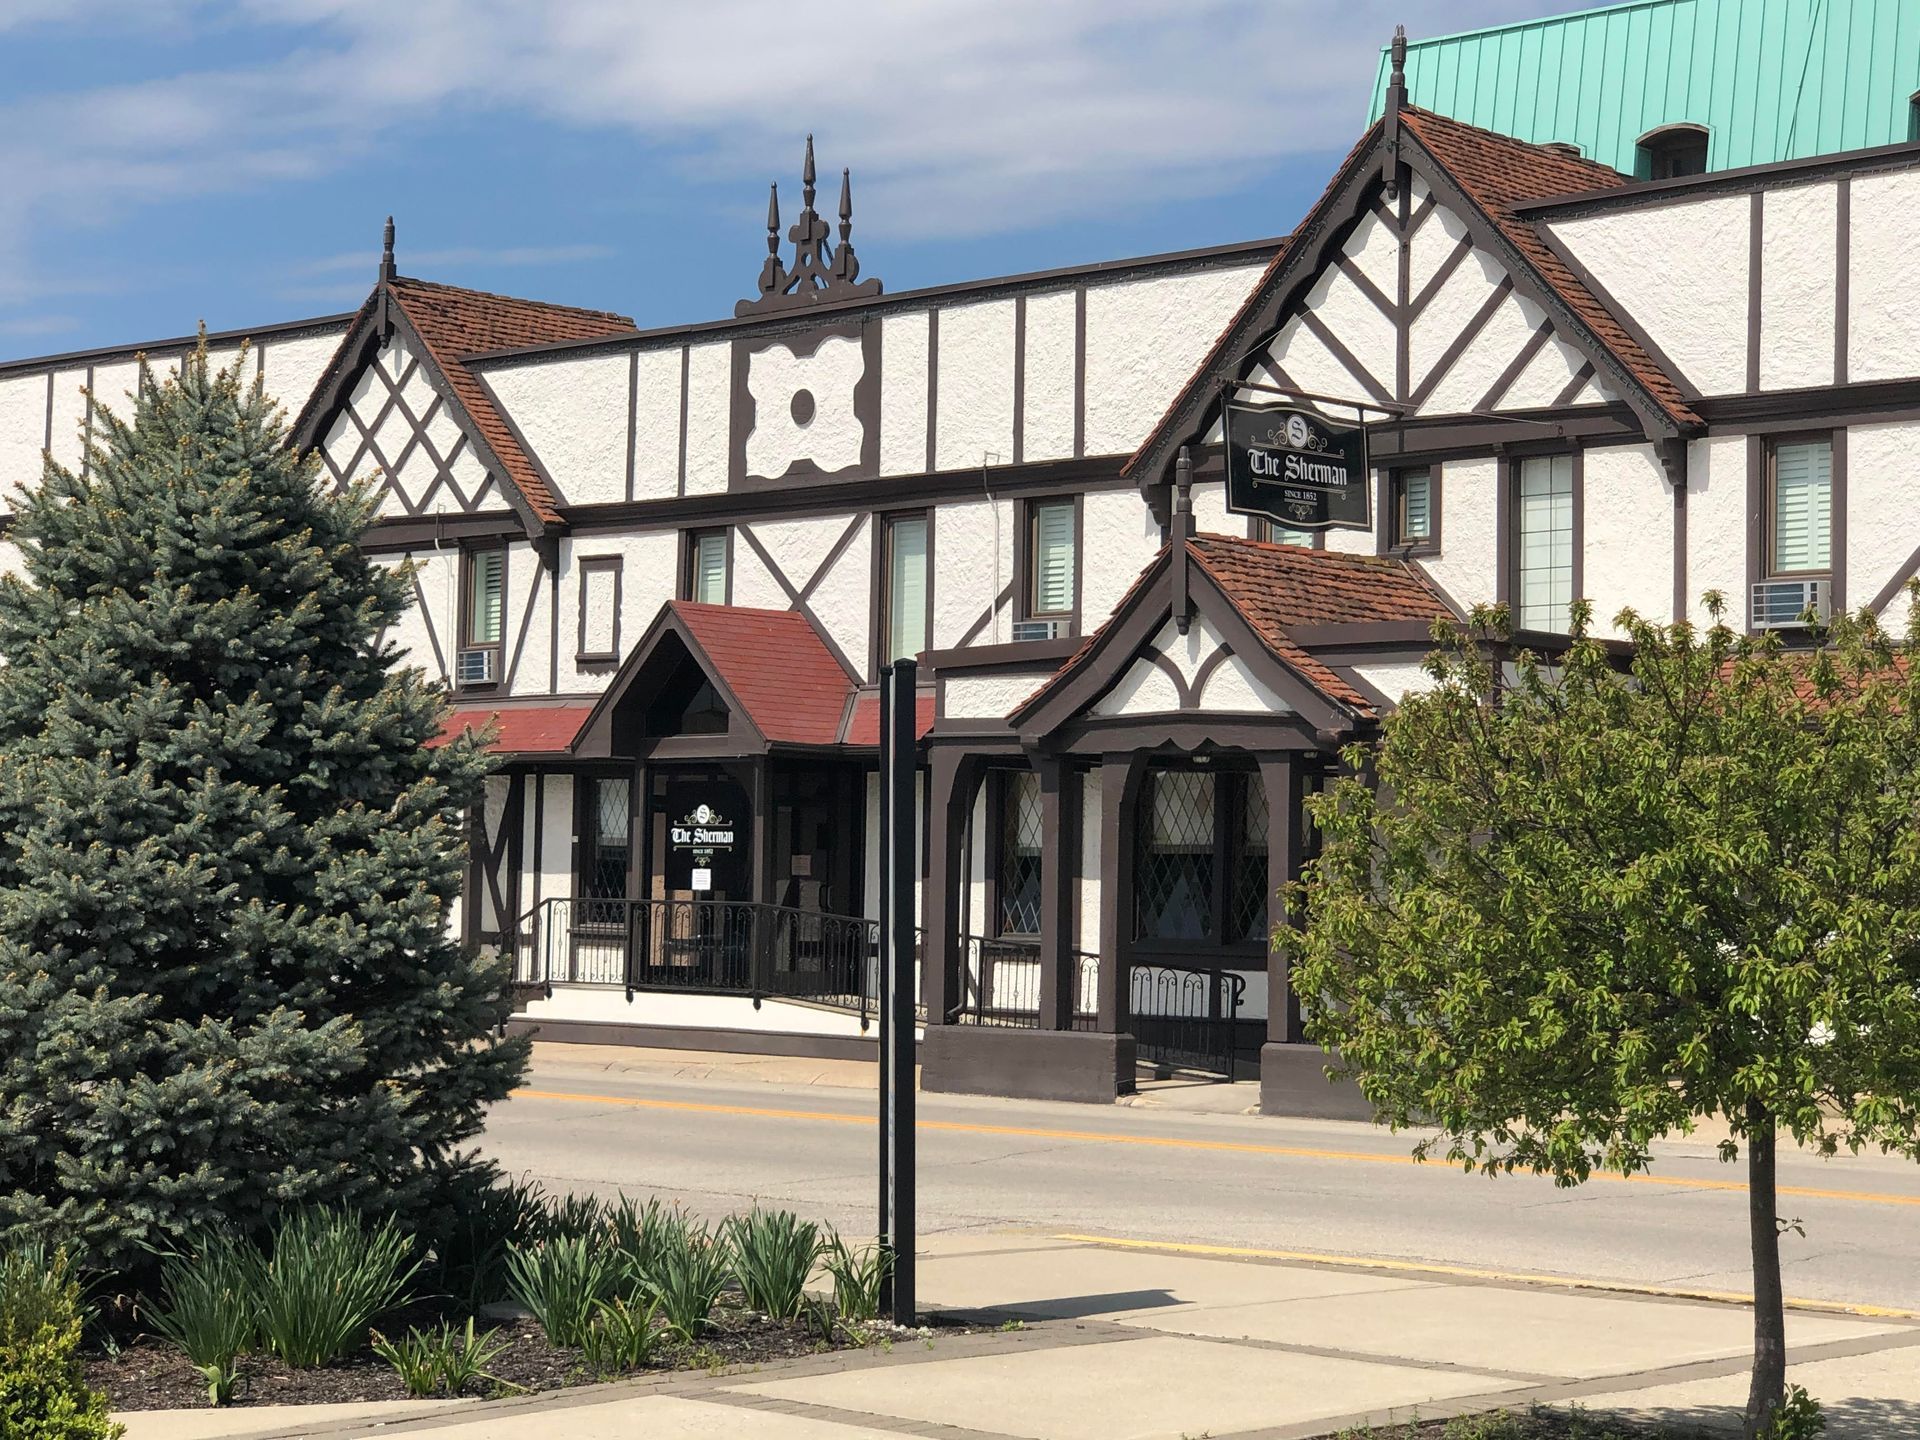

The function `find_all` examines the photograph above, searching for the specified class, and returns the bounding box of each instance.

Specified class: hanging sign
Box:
[1223,401,1370,532]
[663,780,748,894]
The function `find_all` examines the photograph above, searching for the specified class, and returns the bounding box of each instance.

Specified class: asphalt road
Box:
[478,1058,1920,1315]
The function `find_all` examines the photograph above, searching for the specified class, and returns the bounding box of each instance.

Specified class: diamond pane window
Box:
[584,777,630,906]
[1230,776,1270,944]
[998,770,1043,936]
[1135,769,1216,941]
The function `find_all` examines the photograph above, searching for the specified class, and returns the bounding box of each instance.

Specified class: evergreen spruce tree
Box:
[0,343,527,1270]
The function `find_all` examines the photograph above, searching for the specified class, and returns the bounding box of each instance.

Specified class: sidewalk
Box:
[119,1230,1920,1440]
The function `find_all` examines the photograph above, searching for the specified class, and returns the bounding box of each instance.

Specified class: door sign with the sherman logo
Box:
[1223,401,1370,532]
[664,782,747,894]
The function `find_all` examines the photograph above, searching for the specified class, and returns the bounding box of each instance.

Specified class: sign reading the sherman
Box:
[1223,401,1369,532]
[663,780,748,894]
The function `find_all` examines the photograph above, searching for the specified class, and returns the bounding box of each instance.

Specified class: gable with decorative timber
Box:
[319,330,506,520]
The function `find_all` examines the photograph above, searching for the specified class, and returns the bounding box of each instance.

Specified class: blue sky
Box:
[0,1,1558,358]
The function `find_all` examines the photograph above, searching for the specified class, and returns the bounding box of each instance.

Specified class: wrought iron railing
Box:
[950,934,1246,1078]
[508,897,924,1026]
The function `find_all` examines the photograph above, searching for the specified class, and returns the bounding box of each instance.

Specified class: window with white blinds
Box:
[1262,519,1314,546]
[464,548,504,647]
[689,530,728,604]
[1396,469,1433,546]
[884,514,929,665]
[1768,438,1831,575]
[1028,499,1076,617]
[1513,455,1573,632]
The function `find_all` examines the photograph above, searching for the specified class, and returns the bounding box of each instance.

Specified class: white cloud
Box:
[0,1,1548,308]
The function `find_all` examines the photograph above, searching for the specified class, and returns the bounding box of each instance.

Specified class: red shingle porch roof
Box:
[670,601,856,746]
[432,701,595,755]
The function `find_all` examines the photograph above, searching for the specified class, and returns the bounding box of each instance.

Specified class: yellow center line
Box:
[510,1087,1920,1210]
[1050,1233,1920,1322]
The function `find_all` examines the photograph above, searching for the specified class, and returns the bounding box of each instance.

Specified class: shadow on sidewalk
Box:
[1589,1396,1920,1438]
[983,1288,1182,1321]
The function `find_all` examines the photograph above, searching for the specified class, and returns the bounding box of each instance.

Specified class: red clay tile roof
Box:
[1396,107,1698,428]
[432,701,595,754]
[1027,534,1449,720]
[1187,535,1446,714]
[842,692,936,747]
[671,601,855,746]
[388,278,636,525]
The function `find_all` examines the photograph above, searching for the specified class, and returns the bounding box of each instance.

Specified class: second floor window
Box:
[881,512,929,667]
[1513,455,1573,633]
[1637,124,1708,180]
[1254,517,1315,547]
[1390,468,1435,551]
[458,547,504,686]
[686,529,728,605]
[1027,498,1076,620]
[1767,437,1832,577]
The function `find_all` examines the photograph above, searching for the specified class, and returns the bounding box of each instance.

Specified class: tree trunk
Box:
[1744,1100,1786,1438]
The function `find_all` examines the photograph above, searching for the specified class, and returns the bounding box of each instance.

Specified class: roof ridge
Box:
[389,274,637,328]
[1399,104,1630,188]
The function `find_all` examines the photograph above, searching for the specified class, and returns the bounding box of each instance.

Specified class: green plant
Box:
[371,1319,512,1398]
[640,1226,732,1342]
[424,1170,552,1314]
[0,1248,121,1439]
[145,1235,259,1405]
[725,1209,819,1319]
[0,343,528,1275]
[252,1208,419,1369]
[506,1236,619,1349]
[1294,595,1920,1437]
[607,1196,687,1293]
[800,1294,837,1345]
[1759,1386,1826,1440]
[577,1296,662,1378]
[821,1236,892,1322]
[539,1193,608,1245]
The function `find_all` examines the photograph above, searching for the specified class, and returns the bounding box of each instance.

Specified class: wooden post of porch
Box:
[1095,753,1142,1036]
[1257,753,1304,1045]
[1036,755,1081,1031]
[921,747,973,1027]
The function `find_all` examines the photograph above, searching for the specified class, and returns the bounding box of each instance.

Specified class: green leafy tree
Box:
[0,344,527,1272]
[1294,595,1920,1439]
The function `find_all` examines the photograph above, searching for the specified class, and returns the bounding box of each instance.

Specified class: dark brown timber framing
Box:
[1124,111,1698,498]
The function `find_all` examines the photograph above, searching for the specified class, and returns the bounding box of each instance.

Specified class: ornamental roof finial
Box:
[380,215,396,284]
[736,137,883,316]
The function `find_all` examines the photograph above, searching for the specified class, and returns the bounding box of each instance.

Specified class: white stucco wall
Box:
[1685,435,1750,630]
[1352,660,1437,705]
[1082,488,1163,626]
[631,347,683,501]
[878,310,930,477]
[1583,443,1676,635]
[1849,421,1919,621]
[942,669,1053,720]
[1760,182,1837,392]
[681,341,732,496]
[934,299,1017,473]
[929,498,1014,650]
[1422,455,1498,612]
[1847,169,1920,385]
[1082,264,1262,456]
[0,375,44,506]
[505,539,555,695]
[1022,288,1078,463]
[1550,196,1749,396]
[483,352,630,507]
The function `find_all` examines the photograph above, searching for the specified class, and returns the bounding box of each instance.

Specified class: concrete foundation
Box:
[1259,1042,1373,1120]
[922,1025,1136,1104]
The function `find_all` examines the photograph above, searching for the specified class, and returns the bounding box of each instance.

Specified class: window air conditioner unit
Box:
[1012,618,1063,642]
[456,647,499,684]
[1750,578,1829,629]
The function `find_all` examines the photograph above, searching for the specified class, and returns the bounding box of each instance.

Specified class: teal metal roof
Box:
[1368,0,1920,176]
